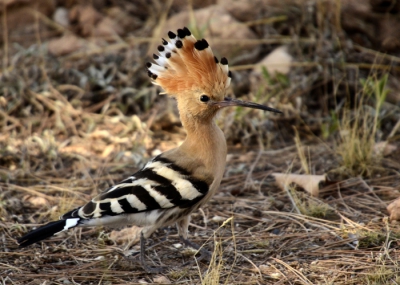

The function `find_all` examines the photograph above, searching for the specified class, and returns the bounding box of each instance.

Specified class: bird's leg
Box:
[177,216,211,264]
[140,232,166,273]
[179,236,211,263]
[159,226,171,242]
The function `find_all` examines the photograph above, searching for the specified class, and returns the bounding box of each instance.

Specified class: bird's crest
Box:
[147,27,231,97]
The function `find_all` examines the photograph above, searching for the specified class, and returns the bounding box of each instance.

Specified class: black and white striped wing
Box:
[62,156,209,220]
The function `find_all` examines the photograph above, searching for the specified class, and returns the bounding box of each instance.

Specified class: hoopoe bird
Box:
[17,27,281,273]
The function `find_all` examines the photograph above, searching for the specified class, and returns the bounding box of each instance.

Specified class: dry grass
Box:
[1,0,400,284]
[198,217,237,285]
[336,74,390,177]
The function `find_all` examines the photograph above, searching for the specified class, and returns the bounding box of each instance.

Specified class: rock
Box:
[162,5,260,64]
[387,197,400,221]
[153,276,171,284]
[250,46,292,92]
[252,45,293,77]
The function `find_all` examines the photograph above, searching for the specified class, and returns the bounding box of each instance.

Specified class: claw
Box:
[180,236,211,265]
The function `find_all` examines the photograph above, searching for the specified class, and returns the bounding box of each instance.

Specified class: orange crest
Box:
[147,27,231,97]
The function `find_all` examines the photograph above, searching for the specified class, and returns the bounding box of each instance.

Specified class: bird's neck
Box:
[179,113,227,176]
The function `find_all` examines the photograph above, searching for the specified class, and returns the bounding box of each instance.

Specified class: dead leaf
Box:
[69,4,102,37]
[110,226,141,244]
[258,264,269,274]
[48,34,84,56]
[89,130,111,139]
[25,196,48,207]
[258,264,282,279]
[272,173,326,197]
[101,144,115,158]
[93,17,124,41]
[373,141,397,156]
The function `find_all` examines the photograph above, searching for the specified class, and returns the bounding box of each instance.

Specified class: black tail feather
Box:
[18,219,79,247]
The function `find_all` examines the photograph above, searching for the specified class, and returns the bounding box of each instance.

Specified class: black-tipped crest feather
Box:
[194,39,209,51]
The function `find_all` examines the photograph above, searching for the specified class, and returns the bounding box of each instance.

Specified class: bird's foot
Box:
[140,232,168,273]
[141,263,167,274]
[180,236,211,265]
[118,249,167,273]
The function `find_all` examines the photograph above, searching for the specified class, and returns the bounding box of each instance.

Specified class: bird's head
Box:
[147,27,281,122]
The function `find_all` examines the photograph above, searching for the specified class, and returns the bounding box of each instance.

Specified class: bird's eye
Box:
[200,95,210,102]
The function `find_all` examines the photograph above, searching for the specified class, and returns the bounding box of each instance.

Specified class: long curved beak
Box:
[213,97,282,114]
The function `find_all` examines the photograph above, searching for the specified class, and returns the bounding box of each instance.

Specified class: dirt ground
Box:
[1,0,400,284]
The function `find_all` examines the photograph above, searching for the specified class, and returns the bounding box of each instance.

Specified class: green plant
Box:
[287,186,333,218]
[336,74,389,177]
[365,267,399,285]
[321,110,339,139]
